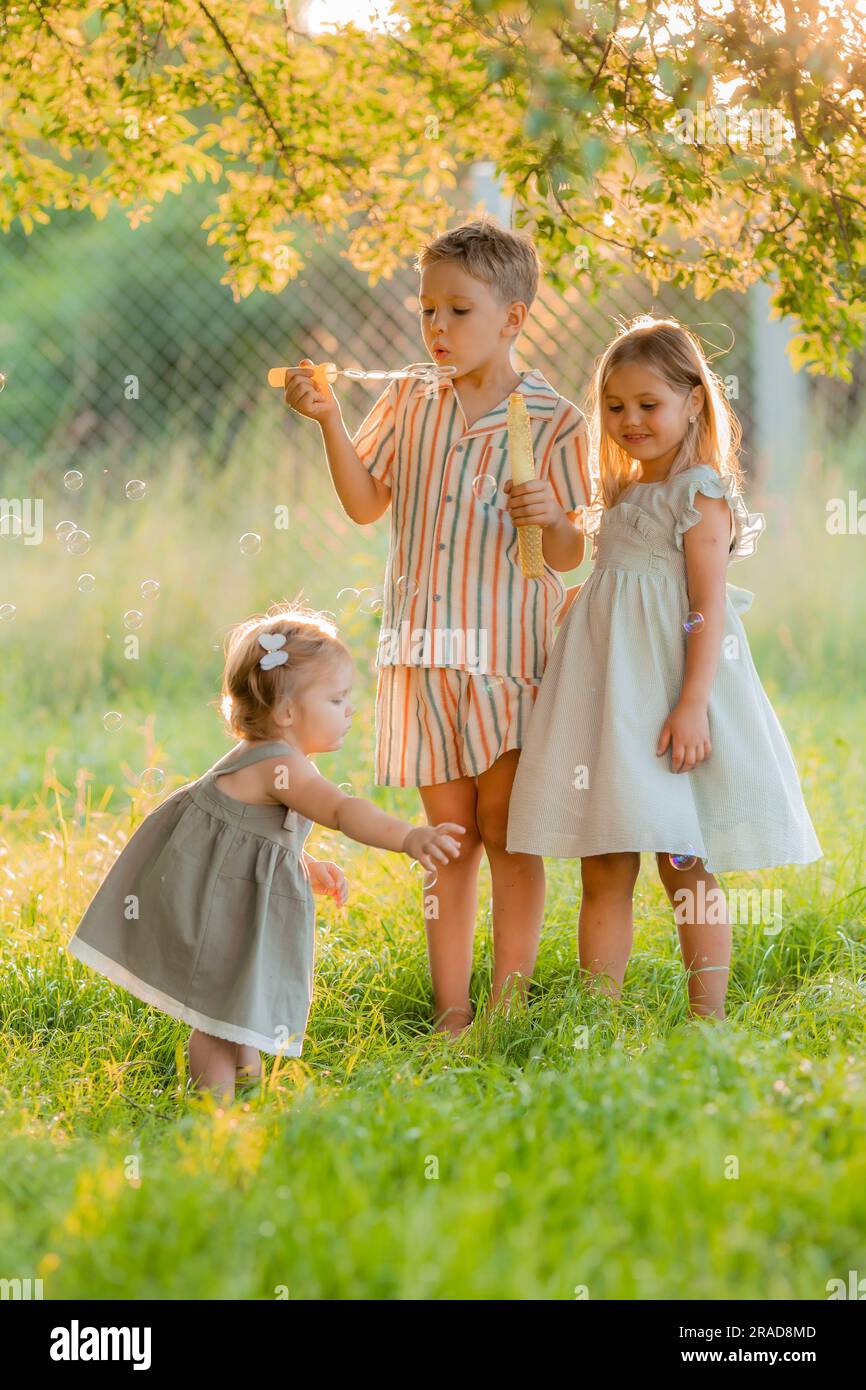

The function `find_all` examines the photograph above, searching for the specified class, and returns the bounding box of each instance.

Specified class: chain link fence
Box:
[1,184,862,496]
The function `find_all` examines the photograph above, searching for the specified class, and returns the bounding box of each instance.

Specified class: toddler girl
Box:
[67,604,464,1098]
[506,317,821,1018]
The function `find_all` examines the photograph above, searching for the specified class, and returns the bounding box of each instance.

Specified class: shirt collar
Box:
[412,366,560,421]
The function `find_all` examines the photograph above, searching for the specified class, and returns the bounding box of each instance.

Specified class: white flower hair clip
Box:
[258,632,289,670]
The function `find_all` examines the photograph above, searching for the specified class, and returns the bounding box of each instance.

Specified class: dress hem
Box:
[65,935,305,1056]
[505,837,823,874]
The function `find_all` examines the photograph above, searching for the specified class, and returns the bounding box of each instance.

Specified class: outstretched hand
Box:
[402,822,465,872]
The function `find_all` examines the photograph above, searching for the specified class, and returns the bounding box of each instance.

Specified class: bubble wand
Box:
[267,361,457,390]
[508,392,544,579]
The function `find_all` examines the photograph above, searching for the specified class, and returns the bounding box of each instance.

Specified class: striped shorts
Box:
[374,664,542,787]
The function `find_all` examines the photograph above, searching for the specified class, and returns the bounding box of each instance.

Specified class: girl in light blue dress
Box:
[506,317,821,1019]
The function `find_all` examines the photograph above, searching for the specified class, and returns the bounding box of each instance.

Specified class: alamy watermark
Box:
[674,883,784,934]
[0,497,43,544]
[377,623,489,669]
[826,492,866,534]
[673,102,785,157]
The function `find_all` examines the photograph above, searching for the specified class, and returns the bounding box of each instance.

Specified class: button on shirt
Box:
[351,367,591,678]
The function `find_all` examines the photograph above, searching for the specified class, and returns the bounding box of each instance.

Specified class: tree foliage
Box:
[2,0,865,373]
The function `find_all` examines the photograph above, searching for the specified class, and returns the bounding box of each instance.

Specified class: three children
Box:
[68,219,821,1096]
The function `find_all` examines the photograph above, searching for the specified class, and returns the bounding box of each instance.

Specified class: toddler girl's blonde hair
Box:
[218,601,350,741]
[589,315,744,511]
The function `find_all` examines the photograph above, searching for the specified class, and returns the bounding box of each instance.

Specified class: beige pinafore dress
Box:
[66,740,316,1055]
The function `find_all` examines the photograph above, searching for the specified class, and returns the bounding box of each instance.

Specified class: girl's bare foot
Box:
[432,1005,474,1038]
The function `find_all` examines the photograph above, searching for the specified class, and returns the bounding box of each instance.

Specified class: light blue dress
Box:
[506,464,822,872]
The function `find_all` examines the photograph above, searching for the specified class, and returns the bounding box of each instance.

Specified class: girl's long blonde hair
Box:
[588,316,743,511]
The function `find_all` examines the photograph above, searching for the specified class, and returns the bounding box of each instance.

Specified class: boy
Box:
[283,217,590,1034]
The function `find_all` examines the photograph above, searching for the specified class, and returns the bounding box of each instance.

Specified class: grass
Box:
[1,426,865,1299]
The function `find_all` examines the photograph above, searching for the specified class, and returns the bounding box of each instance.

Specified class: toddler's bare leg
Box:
[236,1044,262,1081]
[419,776,484,1035]
[187,1028,237,1102]
[578,852,642,996]
[476,749,546,1013]
[656,854,731,1019]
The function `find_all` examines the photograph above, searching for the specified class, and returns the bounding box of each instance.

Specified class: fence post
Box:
[469,162,513,226]
[748,279,809,490]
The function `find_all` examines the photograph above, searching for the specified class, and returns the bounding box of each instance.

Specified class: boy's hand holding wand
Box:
[504,392,586,576]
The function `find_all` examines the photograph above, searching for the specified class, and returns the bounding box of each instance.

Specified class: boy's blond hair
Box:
[589,315,744,511]
[217,600,350,742]
[415,217,541,308]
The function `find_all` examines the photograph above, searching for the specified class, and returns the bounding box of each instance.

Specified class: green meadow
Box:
[1,426,864,1300]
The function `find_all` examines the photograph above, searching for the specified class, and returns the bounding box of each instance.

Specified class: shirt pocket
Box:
[471,442,511,516]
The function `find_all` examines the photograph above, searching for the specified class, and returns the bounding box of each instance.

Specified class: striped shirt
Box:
[351,367,591,678]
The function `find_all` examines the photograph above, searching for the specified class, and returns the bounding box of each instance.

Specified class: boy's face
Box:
[418,260,525,375]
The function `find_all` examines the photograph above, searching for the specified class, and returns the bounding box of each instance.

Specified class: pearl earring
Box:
[689,414,697,423]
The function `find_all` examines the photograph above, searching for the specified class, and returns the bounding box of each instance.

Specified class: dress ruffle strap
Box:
[726,582,755,615]
[674,466,766,561]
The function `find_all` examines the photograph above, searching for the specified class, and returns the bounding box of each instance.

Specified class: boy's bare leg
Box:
[476,749,546,1013]
[578,852,641,997]
[419,776,484,1035]
[188,1029,237,1102]
[655,854,731,1019]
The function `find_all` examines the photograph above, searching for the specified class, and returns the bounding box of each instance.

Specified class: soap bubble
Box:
[138,768,165,793]
[139,579,160,599]
[683,611,704,634]
[77,573,96,592]
[411,861,438,891]
[358,587,383,614]
[0,511,22,536]
[396,575,420,600]
[102,711,123,731]
[0,371,6,392]
[0,603,16,622]
[64,470,84,491]
[125,479,146,500]
[669,849,698,871]
[123,609,144,630]
[55,520,77,541]
[337,782,353,794]
[337,587,360,606]
[472,474,498,504]
[239,532,261,555]
[414,856,439,889]
[66,529,91,555]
